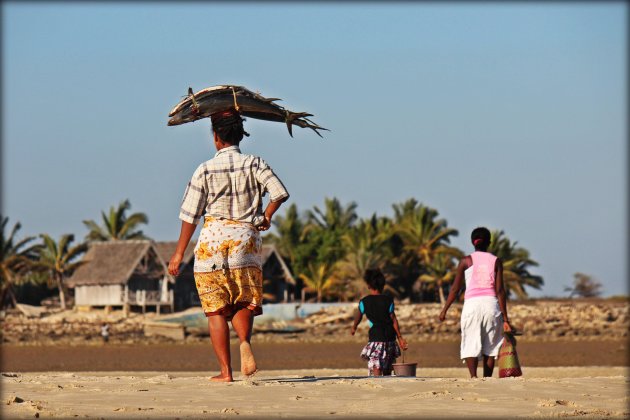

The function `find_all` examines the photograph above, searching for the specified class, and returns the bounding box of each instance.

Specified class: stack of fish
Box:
[167,85,328,137]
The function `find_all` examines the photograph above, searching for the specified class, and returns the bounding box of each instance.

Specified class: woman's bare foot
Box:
[239,342,257,376]
[209,373,233,382]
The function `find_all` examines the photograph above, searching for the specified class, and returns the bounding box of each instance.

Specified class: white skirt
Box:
[460,296,504,360]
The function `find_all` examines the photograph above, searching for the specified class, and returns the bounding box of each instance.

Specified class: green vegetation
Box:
[3,197,547,308]
[34,234,88,309]
[267,198,545,302]
[0,216,41,308]
[83,199,149,241]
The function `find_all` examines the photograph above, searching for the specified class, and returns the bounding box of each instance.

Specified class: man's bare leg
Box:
[208,315,233,382]
[231,308,257,376]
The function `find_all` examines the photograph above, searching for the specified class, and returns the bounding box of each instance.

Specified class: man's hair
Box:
[471,227,491,250]
[210,108,249,145]
[363,268,386,293]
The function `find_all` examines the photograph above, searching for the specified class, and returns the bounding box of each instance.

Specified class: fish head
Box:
[167,111,200,126]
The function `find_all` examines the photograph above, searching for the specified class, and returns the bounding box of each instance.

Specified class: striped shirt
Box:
[179,146,289,226]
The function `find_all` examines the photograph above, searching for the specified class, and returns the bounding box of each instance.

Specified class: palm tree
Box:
[35,234,88,309]
[0,217,40,308]
[417,252,458,304]
[488,230,544,299]
[303,198,358,268]
[83,199,149,241]
[266,203,305,270]
[391,199,461,301]
[298,261,338,303]
[306,197,358,232]
[335,214,394,300]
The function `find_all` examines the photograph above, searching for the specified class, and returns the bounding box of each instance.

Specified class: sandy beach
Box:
[2,367,628,419]
[2,301,628,418]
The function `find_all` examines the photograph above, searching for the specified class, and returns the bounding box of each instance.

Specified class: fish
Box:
[167,85,328,137]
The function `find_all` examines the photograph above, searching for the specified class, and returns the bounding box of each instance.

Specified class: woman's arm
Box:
[495,258,512,331]
[439,257,468,321]
[168,221,197,276]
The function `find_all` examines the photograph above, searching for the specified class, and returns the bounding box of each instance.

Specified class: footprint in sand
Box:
[410,390,452,398]
[537,399,577,408]
[220,407,239,414]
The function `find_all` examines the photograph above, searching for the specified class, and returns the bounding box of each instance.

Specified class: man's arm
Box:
[257,197,287,232]
[168,221,196,276]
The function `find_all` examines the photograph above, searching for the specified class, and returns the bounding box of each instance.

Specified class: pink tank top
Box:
[464,251,497,300]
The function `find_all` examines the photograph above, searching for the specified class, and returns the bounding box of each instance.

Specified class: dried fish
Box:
[167,85,328,137]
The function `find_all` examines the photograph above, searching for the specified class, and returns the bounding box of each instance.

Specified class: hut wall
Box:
[75,285,123,306]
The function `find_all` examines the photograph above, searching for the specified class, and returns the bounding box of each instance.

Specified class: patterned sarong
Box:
[360,341,401,376]
[193,217,263,318]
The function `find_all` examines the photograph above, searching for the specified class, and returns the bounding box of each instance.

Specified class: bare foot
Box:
[210,373,233,382]
[239,342,257,376]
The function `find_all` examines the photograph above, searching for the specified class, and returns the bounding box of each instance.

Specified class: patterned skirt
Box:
[360,341,401,375]
[193,216,263,318]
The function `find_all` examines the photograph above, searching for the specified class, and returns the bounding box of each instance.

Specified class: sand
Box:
[2,367,628,419]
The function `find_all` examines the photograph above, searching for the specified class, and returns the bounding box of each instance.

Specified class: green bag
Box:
[498,332,523,378]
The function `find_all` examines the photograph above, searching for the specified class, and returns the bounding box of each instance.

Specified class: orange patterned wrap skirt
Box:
[193,216,263,318]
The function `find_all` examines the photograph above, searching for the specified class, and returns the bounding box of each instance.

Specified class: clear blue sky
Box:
[3,3,627,297]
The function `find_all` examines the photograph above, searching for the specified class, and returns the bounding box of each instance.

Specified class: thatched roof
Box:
[261,244,296,285]
[154,241,196,266]
[66,240,165,287]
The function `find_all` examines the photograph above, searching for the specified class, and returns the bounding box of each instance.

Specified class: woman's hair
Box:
[364,268,386,292]
[471,227,491,250]
[210,108,250,145]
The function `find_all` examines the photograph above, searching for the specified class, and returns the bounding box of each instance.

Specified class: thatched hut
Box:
[154,241,197,311]
[66,240,172,313]
[260,244,297,303]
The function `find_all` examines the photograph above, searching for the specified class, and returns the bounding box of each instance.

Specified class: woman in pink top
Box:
[439,227,513,378]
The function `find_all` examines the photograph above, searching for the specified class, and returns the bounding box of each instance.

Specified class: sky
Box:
[2,2,627,297]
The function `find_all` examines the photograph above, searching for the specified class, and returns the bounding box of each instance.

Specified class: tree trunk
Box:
[438,283,446,305]
[317,289,322,303]
[7,285,18,307]
[56,274,67,310]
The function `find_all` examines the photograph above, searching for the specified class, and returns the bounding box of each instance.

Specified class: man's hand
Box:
[257,216,271,232]
[503,320,512,332]
[168,253,183,276]
[350,326,356,336]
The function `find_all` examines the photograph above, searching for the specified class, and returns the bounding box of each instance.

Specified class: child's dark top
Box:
[359,294,396,342]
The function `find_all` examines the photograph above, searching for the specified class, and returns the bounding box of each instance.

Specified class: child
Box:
[101,323,110,344]
[351,268,408,376]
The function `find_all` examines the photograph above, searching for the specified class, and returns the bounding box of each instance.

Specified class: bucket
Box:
[392,362,417,377]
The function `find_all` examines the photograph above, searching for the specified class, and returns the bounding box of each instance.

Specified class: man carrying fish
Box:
[167,84,324,382]
[167,108,289,382]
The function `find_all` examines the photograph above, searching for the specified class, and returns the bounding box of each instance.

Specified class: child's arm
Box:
[390,312,408,350]
[350,308,363,335]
